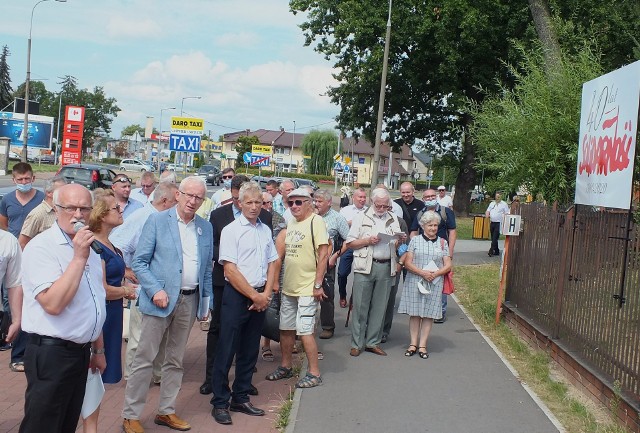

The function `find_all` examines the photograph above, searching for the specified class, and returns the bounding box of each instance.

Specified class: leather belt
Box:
[255,285,266,293]
[181,285,199,296]
[372,258,391,264]
[30,334,90,349]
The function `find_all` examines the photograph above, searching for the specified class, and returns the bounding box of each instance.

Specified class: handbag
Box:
[0,310,11,345]
[440,238,455,295]
[261,292,281,342]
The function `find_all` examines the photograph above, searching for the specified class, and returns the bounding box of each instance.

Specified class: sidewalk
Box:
[287,239,562,433]
[0,325,298,432]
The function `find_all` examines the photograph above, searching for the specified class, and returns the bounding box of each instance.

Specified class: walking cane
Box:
[345,294,353,327]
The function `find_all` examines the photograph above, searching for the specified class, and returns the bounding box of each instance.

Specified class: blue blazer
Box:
[132,207,213,318]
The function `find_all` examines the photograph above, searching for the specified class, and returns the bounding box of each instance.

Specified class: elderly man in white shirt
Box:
[485,192,510,257]
[19,184,106,433]
[436,185,453,209]
[0,231,23,347]
[337,187,368,307]
[130,171,157,204]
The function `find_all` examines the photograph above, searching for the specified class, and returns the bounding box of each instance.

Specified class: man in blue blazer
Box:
[122,176,213,433]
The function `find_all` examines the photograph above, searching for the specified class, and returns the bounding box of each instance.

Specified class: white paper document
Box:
[418,260,442,294]
[198,296,211,320]
[81,369,105,419]
[376,232,403,244]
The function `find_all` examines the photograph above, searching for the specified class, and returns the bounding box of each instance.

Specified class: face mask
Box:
[16,183,33,193]
[424,199,437,208]
[223,179,232,189]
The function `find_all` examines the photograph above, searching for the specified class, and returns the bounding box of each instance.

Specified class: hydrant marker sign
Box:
[575,60,640,210]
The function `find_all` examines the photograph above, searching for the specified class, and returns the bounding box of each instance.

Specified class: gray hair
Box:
[370,187,390,203]
[179,175,207,192]
[239,181,262,201]
[279,179,295,192]
[419,210,441,227]
[152,182,178,203]
[53,184,94,206]
[314,189,332,201]
[160,170,177,184]
[45,175,67,193]
[301,185,314,196]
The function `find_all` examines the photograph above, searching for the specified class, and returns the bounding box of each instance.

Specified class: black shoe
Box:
[212,407,232,425]
[199,382,212,395]
[434,316,447,324]
[248,384,259,396]
[381,334,388,343]
[229,401,265,416]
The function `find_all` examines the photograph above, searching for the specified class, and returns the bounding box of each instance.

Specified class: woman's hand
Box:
[423,270,437,282]
[124,281,138,300]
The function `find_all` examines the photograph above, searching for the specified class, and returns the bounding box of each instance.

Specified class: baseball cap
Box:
[288,188,312,199]
[437,185,446,191]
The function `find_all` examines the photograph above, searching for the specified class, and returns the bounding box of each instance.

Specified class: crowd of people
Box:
[0,163,487,433]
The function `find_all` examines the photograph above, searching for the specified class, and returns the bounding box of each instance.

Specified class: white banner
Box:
[575,60,640,209]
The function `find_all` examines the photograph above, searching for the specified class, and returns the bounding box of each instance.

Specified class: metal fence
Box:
[505,203,640,401]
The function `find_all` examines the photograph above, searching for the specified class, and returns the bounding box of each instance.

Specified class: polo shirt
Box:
[20,200,56,239]
[21,222,106,344]
[0,231,21,288]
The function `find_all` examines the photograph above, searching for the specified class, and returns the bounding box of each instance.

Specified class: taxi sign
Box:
[170,117,204,135]
[252,145,272,155]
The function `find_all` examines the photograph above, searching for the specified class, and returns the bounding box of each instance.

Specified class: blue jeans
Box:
[442,293,448,318]
[337,249,354,300]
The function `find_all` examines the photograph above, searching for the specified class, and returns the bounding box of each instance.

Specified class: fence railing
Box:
[505,203,640,401]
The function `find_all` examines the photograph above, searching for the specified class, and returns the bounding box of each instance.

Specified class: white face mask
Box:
[424,199,437,208]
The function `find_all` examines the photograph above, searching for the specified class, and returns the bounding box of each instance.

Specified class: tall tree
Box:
[0,45,13,110]
[235,135,260,168]
[301,129,338,175]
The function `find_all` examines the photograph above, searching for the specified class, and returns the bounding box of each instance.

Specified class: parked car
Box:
[119,158,154,172]
[57,164,117,190]
[197,165,221,186]
[8,151,21,160]
[270,177,300,188]
[294,178,318,190]
[251,175,271,190]
[32,154,56,164]
[166,163,178,171]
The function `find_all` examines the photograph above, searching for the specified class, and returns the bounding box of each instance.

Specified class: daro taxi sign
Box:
[170,117,204,135]
[251,145,272,156]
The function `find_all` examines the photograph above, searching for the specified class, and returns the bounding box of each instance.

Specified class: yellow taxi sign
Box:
[252,145,272,155]
[171,117,204,135]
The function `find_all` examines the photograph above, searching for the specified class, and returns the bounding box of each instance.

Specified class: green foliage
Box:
[300,129,338,175]
[101,158,122,165]
[235,135,260,168]
[472,45,603,204]
[0,46,13,110]
[121,124,145,138]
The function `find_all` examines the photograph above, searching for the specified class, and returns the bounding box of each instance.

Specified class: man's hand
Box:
[249,292,270,312]
[72,226,95,260]
[328,253,338,268]
[89,353,106,374]
[6,320,20,343]
[313,287,327,302]
[152,290,169,308]
[368,235,380,246]
[124,268,138,284]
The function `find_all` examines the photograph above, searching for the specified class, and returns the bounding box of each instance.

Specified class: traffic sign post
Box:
[171,116,204,173]
[495,214,522,324]
[250,155,271,167]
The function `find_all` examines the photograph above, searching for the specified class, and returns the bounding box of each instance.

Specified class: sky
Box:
[1,0,340,139]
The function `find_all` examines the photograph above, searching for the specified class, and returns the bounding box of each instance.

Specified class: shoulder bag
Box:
[440,238,455,295]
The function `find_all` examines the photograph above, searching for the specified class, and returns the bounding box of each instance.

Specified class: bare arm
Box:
[102,261,136,301]
[348,235,380,251]
[6,285,23,343]
[409,230,418,239]
[0,215,8,231]
[18,234,31,250]
[447,229,457,256]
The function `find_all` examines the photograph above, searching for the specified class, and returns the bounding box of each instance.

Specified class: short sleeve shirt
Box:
[0,189,45,238]
[283,214,328,297]
[20,201,56,239]
[0,231,22,288]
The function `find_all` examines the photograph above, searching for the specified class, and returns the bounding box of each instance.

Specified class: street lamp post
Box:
[371,0,392,185]
[158,107,176,176]
[289,120,296,173]
[179,96,201,173]
[22,0,66,162]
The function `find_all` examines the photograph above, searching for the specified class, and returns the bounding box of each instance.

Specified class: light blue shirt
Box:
[122,198,144,219]
[272,193,285,215]
[130,188,151,204]
[110,201,158,267]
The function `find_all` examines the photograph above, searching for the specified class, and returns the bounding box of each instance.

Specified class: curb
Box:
[282,356,308,433]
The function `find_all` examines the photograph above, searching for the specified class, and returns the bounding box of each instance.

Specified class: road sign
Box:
[250,155,270,167]
[252,145,272,155]
[169,134,201,153]
[333,162,343,170]
[221,153,226,159]
[343,165,350,173]
[333,153,342,161]
[501,215,522,236]
[344,156,351,164]
[170,117,204,135]
[243,152,252,163]
[413,172,420,180]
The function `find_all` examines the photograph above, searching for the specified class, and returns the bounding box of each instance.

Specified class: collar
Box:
[43,201,54,213]
[176,211,195,226]
[53,221,74,246]
[238,213,263,227]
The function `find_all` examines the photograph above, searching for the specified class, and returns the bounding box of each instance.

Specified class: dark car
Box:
[197,165,221,186]
[294,178,318,190]
[251,175,271,190]
[57,163,117,190]
[32,154,56,164]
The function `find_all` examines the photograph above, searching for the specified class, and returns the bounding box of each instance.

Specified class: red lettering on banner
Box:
[578,106,634,176]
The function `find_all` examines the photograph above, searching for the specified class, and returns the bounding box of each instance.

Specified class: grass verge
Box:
[274,390,295,431]
[455,263,628,433]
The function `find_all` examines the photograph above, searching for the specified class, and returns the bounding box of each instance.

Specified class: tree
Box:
[0,45,13,110]
[301,129,337,175]
[235,135,259,168]
[121,124,145,138]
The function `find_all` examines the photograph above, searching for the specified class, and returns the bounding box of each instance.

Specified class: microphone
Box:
[73,221,103,254]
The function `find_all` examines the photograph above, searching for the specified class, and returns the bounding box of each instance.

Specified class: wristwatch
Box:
[314,283,322,289]
[91,347,105,355]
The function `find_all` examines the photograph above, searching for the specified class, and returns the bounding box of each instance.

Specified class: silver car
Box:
[119,158,153,172]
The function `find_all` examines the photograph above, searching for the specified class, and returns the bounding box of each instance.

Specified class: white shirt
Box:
[110,201,158,267]
[21,223,106,344]
[340,204,366,224]
[177,214,199,290]
[437,194,453,209]
[219,214,278,288]
[283,208,293,223]
[390,201,403,218]
[487,200,510,222]
[0,230,22,289]
[211,187,230,209]
[131,187,152,204]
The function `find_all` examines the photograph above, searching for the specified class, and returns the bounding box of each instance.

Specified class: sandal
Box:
[10,362,25,372]
[265,366,293,381]
[296,372,322,388]
[261,347,274,362]
[404,344,417,357]
[317,351,324,361]
[418,347,429,359]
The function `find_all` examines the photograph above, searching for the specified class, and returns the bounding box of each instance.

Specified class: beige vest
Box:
[351,208,401,276]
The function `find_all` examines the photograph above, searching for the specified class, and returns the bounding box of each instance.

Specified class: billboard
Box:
[0,112,54,149]
[575,60,640,209]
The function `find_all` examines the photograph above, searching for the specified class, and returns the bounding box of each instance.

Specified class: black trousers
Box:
[211,283,265,408]
[320,266,336,330]
[203,284,225,384]
[490,221,501,255]
[19,337,90,433]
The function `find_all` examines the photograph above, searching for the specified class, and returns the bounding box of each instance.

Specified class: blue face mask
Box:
[16,183,33,193]
[223,179,232,189]
[424,199,437,208]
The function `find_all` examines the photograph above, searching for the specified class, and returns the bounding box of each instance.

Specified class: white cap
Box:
[437,185,446,191]
[288,188,312,199]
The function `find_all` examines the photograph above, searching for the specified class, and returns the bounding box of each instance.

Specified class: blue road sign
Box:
[169,134,201,153]
[250,155,271,167]
[333,162,343,170]
[343,164,350,173]
[243,152,252,163]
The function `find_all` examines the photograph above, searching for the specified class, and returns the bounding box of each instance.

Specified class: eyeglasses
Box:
[179,190,205,203]
[438,189,445,191]
[113,177,132,184]
[222,175,234,180]
[55,204,93,214]
[141,183,156,188]
[287,199,309,207]
[423,195,437,199]
[373,203,390,210]
[110,204,122,212]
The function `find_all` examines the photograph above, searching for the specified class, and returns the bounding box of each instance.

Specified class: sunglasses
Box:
[287,199,309,207]
[113,177,132,184]
[222,175,234,179]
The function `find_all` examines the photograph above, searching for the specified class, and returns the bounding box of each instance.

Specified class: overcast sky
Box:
[1,0,339,138]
